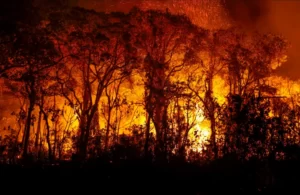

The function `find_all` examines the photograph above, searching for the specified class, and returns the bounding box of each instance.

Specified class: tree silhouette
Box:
[3,26,64,160]
[53,8,137,160]
[128,8,202,161]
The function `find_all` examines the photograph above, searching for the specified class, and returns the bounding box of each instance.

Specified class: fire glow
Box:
[0,0,297,162]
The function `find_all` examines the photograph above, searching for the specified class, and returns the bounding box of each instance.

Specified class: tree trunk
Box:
[153,104,169,163]
[104,105,112,151]
[144,113,151,158]
[22,97,35,159]
[43,112,53,162]
[78,104,100,160]
[35,107,42,154]
[207,72,218,159]
[210,112,218,159]
[53,129,57,160]
[77,118,87,161]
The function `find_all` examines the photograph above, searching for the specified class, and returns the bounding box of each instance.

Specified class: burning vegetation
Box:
[0,0,299,170]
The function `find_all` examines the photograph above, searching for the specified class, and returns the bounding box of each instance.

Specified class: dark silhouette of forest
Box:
[0,0,300,193]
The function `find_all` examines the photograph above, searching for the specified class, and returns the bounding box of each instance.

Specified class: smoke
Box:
[77,0,228,29]
[79,0,270,26]
[221,0,271,29]
[268,1,300,80]
[76,0,300,79]
[77,0,143,12]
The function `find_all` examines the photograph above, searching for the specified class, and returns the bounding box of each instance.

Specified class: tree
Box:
[128,8,202,160]
[102,76,128,150]
[3,25,64,159]
[186,29,231,159]
[0,0,69,75]
[0,0,71,160]
[220,29,288,95]
[55,8,137,160]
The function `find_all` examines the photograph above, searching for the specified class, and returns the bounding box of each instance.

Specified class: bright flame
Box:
[189,104,211,152]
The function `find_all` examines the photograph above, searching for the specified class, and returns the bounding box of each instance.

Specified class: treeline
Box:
[1,0,297,165]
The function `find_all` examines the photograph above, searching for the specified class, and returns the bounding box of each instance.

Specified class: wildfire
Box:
[190,104,211,152]
[80,0,230,29]
[0,0,295,162]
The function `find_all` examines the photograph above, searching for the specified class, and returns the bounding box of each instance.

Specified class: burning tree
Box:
[219,29,288,96]
[213,29,289,159]
[128,8,204,160]
[0,1,296,166]
[0,11,67,160]
[53,8,137,160]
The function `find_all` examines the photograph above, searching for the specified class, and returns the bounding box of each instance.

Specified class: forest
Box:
[0,0,300,193]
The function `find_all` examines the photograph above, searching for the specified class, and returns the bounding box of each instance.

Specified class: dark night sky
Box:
[74,0,300,80]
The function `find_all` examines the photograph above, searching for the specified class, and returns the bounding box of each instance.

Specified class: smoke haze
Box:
[75,0,300,79]
[222,0,271,29]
